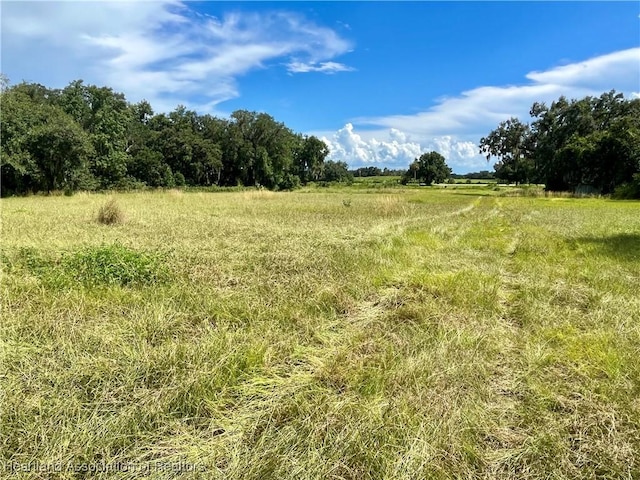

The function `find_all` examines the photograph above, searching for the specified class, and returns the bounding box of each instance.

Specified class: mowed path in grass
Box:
[1,188,639,479]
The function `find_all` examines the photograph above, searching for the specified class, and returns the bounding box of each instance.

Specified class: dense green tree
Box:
[1,83,93,194]
[218,110,301,189]
[480,118,533,185]
[1,78,336,195]
[529,91,639,192]
[24,105,93,192]
[1,84,38,194]
[55,81,133,187]
[381,167,406,177]
[401,161,419,184]
[481,91,639,194]
[125,148,169,187]
[297,135,329,183]
[322,160,352,183]
[405,152,451,185]
[352,166,383,177]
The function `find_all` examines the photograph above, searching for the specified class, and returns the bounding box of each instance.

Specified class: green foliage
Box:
[24,105,94,192]
[612,173,640,199]
[1,84,92,194]
[480,117,532,185]
[297,135,329,183]
[322,160,353,183]
[404,151,452,185]
[279,172,302,191]
[7,244,169,288]
[63,244,169,287]
[350,166,406,178]
[1,79,333,196]
[482,91,640,193]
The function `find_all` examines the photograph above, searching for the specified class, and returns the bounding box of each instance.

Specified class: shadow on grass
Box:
[573,234,640,262]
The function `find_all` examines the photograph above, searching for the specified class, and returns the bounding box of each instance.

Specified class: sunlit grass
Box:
[1,188,639,479]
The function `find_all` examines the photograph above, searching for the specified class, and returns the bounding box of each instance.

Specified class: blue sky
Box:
[2,1,639,173]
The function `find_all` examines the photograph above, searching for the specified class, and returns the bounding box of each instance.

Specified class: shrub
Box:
[174,172,186,186]
[612,174,640,199]
[97,198,124,225]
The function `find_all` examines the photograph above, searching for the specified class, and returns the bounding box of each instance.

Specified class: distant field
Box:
[351,176,402,187]
[1,188,639,479]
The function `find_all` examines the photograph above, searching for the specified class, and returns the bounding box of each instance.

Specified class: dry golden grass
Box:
[96,197,125,225]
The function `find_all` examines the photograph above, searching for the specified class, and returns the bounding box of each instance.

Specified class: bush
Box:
[612,174,640,199]
[97,198,124,225]
[174,172,186,187]
[279,173,301,191]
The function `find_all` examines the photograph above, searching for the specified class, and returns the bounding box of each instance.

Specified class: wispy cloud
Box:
[287,61,355,74]
[320,48,640,172]
[1,1,353,113]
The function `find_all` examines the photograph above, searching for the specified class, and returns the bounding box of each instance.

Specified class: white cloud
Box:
[358,47,640,140]
[320,123,423,167]
[320,47,640,172]
[287,61,355,74]
[526,48,640,89]
[1,2,353,113]
[318,124,487,171]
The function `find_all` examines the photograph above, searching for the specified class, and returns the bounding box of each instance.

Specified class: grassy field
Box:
[1,187,639,479]
[351,176,402,188]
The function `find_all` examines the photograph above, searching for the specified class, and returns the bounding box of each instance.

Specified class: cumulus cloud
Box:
[319,124,486,171]
[324,47,640,172]
[1,2,353,113]
[320,123,423,168]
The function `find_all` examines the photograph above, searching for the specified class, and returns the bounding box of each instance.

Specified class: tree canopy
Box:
[403,152,452,185]
[0,79,341,196]
[481,91,640,195]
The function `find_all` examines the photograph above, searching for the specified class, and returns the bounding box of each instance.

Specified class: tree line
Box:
[480,91,640,196]
[0,79,355,196]
[5,79,635,197]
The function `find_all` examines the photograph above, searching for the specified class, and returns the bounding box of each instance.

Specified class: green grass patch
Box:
[5,243,169,288]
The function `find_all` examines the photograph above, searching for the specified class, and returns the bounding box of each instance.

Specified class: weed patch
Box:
[63,244,169,287]
[5,244,169,288]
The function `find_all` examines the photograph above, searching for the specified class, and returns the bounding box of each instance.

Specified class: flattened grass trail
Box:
[1,188,639,479]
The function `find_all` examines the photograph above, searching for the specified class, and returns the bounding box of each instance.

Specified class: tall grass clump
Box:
[97,197,125,225]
